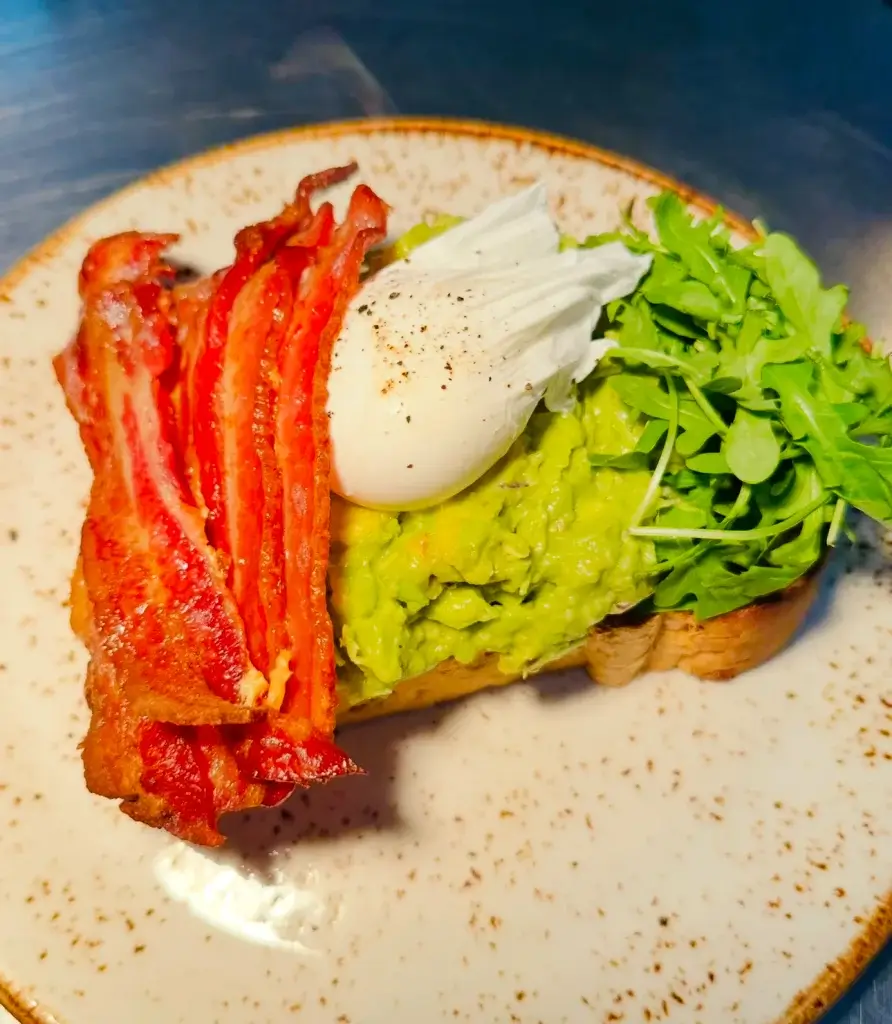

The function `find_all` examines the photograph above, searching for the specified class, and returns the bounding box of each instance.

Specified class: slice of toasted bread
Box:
[338,571,821,723]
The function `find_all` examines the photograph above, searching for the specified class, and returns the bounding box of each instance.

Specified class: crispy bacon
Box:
[271,184,390,765]
[82,656,286,847]
[211,261,295,676]
[187,182,341,679]
[57,235,264,724]
[191,163,356,548]
[57,167,389,845]
[171,271,222,504]
[185,173,386,787]
[211,189,390,786]
[70,573,273,847]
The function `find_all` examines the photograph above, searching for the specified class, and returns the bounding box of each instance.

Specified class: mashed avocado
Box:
[328,213,655,706]
[329,379,655,705]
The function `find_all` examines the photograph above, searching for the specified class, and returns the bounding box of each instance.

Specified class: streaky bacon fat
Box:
[259,184,392,779]
[57,167,389,844]
[57,234,264,724]
[191,163,357,550]
[71,566,281,847]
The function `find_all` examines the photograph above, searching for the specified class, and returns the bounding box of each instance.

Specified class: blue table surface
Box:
[1,0,890,1020]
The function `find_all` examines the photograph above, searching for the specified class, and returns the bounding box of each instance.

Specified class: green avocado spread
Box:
[328,216,655,707]
[329,382,655,706]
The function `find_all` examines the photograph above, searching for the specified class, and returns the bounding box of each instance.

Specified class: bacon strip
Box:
[191,164,357,548]
[57,168,389,845]
[185,174,387,787]
[214,261,293,673]
[205,187,390,786]
[187,188,337,683]
[57,234,264,724]
[171,271,222,505]
[70,568,280,847]
[83,659,288,847]
[268,184,389,769]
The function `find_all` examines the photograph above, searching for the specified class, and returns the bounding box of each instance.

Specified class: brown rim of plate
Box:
[0,115,887,1024]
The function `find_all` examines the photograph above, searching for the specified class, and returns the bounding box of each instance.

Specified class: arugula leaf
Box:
[588,414,669,471]
[581,216,656,256]
[665,467,707,493]
[853,411,892,439]
[643,252,686,291]
[716,311,810,405]
[650,306,702,339]
[763,361,892,522]
[762,233,848,357]
[704,376,744,395]
[607,346,707,380]
[835,337,892,406]
[589,452,651,470]
[578,189,892,618]
[686,451,731,475]
[610,374,714,433]
[644,280,725,322]
[631,492,827,543]
[723,407,781,484]
[613,301,662,350]
[653,553,808,619]
[832,403,870,429]
[649,193,740,306]
[728,242,768,278]
[635,419,670,453]
[768,465,828,569]
[676,424,717,457]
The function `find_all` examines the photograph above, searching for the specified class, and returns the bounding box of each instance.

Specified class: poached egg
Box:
[327,183,651,510]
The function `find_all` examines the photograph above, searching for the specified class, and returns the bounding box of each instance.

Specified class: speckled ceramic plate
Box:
[1,118,891,1024]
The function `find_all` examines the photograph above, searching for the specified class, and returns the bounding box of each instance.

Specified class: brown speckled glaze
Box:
[0,118,890,1024]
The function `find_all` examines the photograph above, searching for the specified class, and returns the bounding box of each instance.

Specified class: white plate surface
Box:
[0,118,890,1024]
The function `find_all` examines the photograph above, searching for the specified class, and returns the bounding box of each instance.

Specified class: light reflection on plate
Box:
[154,842,340,952]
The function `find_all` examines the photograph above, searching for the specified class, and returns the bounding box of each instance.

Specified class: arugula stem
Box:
[629,493,829,542]
[827,498,847,546]
[629,375,678,530]
[647,483,752,574]
[723,482,753,523]
[686,381,728,436]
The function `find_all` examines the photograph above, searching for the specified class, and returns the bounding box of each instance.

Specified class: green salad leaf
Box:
[762,233,847,357]
[585,191,892,619]
[723,407,780,484]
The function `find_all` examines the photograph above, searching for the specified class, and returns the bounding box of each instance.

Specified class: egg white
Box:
[327,184,651,510]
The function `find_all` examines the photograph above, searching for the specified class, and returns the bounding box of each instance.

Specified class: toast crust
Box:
[338,571,821,724]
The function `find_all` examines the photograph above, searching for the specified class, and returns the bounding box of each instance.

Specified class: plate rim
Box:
[1,113,888,1024]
